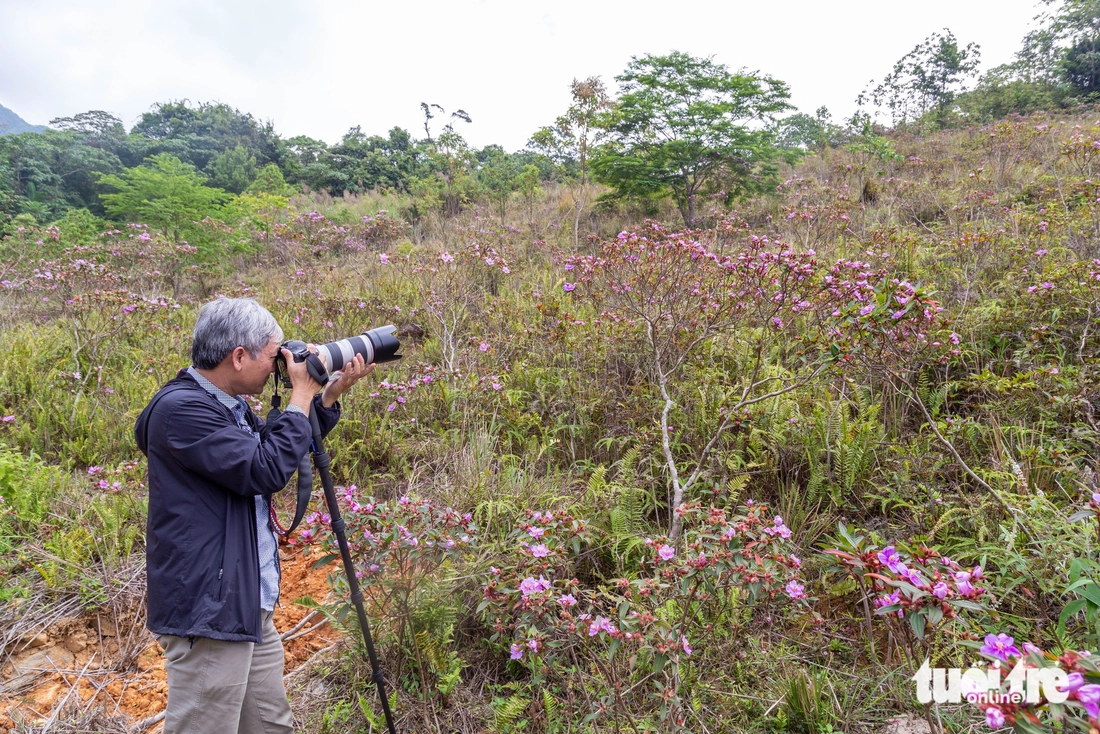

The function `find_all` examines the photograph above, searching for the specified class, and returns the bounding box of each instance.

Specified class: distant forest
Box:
[2,0,1099,235]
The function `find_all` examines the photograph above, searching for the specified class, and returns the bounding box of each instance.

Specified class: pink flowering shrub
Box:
[961,636,1100,731]
[299,489,477,699]
[566,220,942,538]
[825,526,989,643]
[478,501,807,729]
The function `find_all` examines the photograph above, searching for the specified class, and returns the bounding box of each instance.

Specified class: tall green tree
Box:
[207,144,258,193]
[862,29,981,126]
[0,129,123,217]
[98,154,228,245]
[130,100,286,173]
[530,77,614,244]
[592,52,792,227]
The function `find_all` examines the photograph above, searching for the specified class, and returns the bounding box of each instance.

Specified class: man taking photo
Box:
[136,297,371,733]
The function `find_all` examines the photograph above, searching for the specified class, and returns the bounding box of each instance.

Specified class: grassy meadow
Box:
[2,111,1100,733]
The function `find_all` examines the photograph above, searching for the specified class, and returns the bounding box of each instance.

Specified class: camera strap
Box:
[266,399,313,537]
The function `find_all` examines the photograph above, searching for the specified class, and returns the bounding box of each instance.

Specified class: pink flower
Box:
[510,643,523,660]
[519,576,551,597]
[379,252,389,264]
[440,252,454,263]
[985,708,1005,728]
[479,342,489,351]
[527,527,545,539]
[88,466,103,475]
[563,282,576,292]
[785,580,806,599]
[859,304,875,316]
[529,544,550,558]
[932,582,949,599]
[980,633,1021,662]
[657,544,675,561]
[1077,684,1100,718]
[681,636,693,656]
[558,593,576,607]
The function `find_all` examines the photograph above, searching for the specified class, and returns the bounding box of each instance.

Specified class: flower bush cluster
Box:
[478,500,807,729]
[826,531,989,641]
[963,634,1100,731]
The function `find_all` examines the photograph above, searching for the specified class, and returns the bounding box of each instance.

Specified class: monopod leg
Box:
[308,411,397,734]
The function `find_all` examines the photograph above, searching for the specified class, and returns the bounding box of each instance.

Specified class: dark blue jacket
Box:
[135,369,339,642]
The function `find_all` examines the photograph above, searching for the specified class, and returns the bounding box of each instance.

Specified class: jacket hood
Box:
[135,370,200,455]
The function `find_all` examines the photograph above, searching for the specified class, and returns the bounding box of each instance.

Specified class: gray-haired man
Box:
[136,297,371,733]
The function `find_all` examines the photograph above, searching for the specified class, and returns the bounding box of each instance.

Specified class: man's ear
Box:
[231,346,249,372]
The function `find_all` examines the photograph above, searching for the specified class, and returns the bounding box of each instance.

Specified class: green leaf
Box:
[1059,598,1089,635]
[950,599,985,612]
[609,637,621,661]
[1081,583,1100,608]
[908,611,927,640]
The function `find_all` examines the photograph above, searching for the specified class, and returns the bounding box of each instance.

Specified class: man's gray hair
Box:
[191,297,284,369]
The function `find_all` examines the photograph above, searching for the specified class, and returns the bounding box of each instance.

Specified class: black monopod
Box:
[306,407,398,734]
[269,327,403,734]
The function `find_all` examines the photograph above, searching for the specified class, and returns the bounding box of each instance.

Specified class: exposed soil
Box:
[0,543,340,732]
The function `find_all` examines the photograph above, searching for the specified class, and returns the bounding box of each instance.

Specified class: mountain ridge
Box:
[0,104,47,135]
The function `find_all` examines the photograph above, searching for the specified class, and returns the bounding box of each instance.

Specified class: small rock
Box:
[24,633,48,649]
[880,715,933,734]
[1,646,76,692]
[62,634,87,654]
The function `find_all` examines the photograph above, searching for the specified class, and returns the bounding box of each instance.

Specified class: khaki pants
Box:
[158,611,293,734]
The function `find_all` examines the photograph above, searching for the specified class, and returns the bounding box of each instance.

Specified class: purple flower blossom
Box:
[528,527,545,539]
[510,643,523,660]
[980,633,1021,662]
[587,616,617,637]
[658,544,675,561]
[558,593,576,607]
[955,571,975,596]
[479,342,489,351]
[985,708,1005,728]
[519,576,551,597]
[1060,672,1085,693]
[932,582,949,600]
[529,544,550,558]
[681,635,693,656]
[785,580,806,599]
[379,252,389,264]
[563,282,576,292]
[860,304,875,316]
[1077,684,1100,718]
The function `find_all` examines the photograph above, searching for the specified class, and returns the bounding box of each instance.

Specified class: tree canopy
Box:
[98,153,228,244]
[592,51,792,226]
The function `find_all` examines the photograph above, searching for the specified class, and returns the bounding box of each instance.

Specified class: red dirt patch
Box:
[0,543,339,731]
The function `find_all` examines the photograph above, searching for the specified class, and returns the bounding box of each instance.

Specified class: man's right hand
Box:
[281,346,323,416]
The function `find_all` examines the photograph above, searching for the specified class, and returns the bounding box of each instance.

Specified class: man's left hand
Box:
[321,353,374,408]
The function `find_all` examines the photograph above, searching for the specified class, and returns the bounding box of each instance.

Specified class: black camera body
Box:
[274,326,402,388]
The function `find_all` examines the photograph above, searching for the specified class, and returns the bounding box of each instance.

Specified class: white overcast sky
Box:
[1,0,1044,151]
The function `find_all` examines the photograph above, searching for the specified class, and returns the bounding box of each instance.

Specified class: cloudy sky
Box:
[1,0,1043,151]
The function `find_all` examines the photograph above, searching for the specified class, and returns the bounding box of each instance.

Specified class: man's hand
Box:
[321,353,374,408]
[282,346,324,416]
